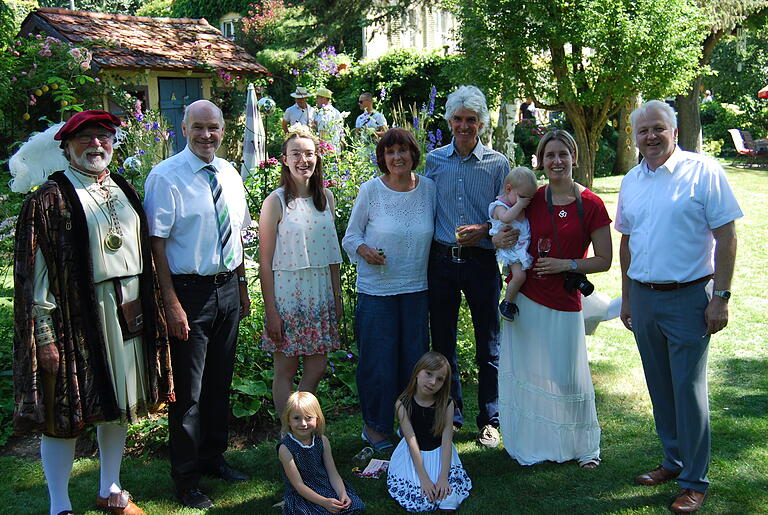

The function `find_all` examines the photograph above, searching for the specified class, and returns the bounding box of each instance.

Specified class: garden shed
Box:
[20,7,269,152]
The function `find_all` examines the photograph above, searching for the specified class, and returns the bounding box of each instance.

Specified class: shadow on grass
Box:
[590,184,621,196]
[4,355,768,513]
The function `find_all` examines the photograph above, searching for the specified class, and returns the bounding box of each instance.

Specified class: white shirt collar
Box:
[641,146,683,175]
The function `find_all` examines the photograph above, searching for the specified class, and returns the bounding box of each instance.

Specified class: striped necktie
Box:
[204,165,236,269]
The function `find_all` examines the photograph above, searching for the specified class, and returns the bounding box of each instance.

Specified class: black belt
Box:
[172,271,234,286]
[636,275,712,292]
[430,241,495,260]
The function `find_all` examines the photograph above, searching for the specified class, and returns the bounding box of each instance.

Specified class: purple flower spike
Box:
[428,85,436,115]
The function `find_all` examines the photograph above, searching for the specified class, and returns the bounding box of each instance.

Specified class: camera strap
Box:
[545,183,587,259]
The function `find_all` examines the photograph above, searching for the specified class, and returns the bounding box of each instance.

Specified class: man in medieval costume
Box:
[12,110,174,515]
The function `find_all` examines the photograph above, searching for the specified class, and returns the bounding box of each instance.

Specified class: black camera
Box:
[563,272,594,296]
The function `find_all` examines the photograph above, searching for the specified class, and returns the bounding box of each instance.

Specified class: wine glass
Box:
[377,248,386,277]
[452,225,466,263]
[536,237,552,278]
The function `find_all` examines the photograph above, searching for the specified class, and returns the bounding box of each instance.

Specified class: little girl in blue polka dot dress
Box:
[277,391,365,514]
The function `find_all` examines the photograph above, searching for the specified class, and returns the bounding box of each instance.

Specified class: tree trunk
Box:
[569,115,597,189]
[493,100,519,163]
[676,75,703,153]
[613,94,641,175]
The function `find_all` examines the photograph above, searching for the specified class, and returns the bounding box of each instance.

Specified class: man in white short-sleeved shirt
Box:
[144,100,251,510]
[282,86,315,132]
[355,91,387,138]
[312,87,344,147]
[615,100,742,514]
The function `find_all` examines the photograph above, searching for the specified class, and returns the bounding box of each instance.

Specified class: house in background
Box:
[20,7,268,153]
[362,5,458,60]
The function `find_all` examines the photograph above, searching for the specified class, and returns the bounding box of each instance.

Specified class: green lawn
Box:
[1,166,766,514]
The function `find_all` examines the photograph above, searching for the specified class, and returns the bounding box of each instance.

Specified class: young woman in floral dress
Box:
[259,128,343,415]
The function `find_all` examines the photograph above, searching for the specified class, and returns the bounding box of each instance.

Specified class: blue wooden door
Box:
[158,78,203,154]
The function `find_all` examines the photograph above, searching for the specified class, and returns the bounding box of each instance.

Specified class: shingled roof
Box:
[21,8,268,74]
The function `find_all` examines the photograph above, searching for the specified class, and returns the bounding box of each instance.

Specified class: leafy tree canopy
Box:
[170,0,251,22]
[135,0,172,17]
[708,16,768,105]
[38,0,144,15]
[450,0,706,186]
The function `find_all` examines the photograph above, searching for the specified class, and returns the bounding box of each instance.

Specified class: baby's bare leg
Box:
[504,262,526,302]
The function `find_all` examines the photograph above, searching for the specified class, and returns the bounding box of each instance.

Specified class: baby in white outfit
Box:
[488,166,538,321]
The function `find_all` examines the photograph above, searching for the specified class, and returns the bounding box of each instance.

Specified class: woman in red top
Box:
[495,130,612,469]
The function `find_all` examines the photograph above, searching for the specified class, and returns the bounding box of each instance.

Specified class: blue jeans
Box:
[355,291,429,434]
[427,245,501,429]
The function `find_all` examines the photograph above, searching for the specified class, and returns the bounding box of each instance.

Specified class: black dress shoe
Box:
[177,487,213,509]
[203,462,250,481]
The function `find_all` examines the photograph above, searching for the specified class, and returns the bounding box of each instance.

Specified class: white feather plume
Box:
[9,123,68,193]
[8,123,126,194]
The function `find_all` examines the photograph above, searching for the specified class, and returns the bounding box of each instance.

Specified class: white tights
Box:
[41,424,127,515]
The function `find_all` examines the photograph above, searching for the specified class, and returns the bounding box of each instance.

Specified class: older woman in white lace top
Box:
[342,128,436,450]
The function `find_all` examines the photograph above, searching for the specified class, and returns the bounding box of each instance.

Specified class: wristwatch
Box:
[713,289,731,301]
[569,259,578,271]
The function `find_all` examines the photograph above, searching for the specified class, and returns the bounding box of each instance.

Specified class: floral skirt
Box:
[387,439,472,512]
[262,266,341,357]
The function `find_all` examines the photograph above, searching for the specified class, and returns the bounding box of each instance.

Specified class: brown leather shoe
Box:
[96,490,145,515]
[670,488,706,513]
[634,465,681,486]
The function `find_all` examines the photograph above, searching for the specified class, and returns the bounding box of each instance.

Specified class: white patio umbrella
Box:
[241,83,266,180]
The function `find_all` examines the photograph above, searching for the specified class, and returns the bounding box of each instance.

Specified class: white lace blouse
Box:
[342,176,435,296]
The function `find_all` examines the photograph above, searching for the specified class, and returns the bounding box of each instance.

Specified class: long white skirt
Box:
[387,438,472,512]
[499,293,600,466]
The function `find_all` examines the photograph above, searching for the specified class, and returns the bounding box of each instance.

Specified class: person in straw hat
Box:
[283,86,316,132]
[312,86,344,148]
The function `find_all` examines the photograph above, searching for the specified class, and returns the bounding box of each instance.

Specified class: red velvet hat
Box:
[54,110,121,141]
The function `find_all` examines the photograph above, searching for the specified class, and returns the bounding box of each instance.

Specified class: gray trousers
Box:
[630,279,711,493]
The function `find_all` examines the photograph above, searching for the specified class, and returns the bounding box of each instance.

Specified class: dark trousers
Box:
[355,291,429,434]
[168,273,240,490]
[630,279,711,492]
[427,245,501,429]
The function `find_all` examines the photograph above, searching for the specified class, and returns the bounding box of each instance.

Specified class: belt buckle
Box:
[451,246,461,260]
[213,272,229,285]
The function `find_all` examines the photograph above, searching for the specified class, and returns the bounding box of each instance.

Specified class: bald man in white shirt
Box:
[615,100,742,514]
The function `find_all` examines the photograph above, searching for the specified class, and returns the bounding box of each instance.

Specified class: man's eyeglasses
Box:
[75,133,113,145]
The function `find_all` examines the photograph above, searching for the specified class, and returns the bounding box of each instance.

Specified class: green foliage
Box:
[0,34,109,161]
[113,104,173,196]
[514,119,547,165]
[0,1,16,48]
[450,0,707,186]
[700,101,754,154]
[703,20,768,152]
[0,301,14,447]
[331,49,462,129]
[170,0,251,22]
[707,18,768,104]
[38,0,144,14]
[125,416,168,457]
[135,0,173,17]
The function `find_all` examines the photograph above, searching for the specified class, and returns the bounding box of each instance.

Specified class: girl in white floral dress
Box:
[388,352,472,512]
[259,128,343,415]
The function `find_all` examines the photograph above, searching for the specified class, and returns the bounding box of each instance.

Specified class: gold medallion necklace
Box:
[70,166,124,251]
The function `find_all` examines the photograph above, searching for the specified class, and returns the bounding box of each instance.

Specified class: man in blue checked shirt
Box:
[425,85,511,448]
